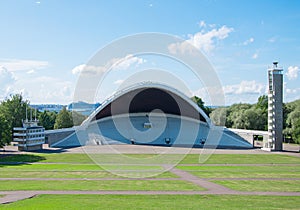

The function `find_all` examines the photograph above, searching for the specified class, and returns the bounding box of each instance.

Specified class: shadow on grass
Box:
[0,154,47,167]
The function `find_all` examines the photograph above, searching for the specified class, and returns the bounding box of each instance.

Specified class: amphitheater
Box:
[49,83,253,149]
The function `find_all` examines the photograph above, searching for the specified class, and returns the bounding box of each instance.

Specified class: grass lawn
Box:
[1,153,299,164]
[181,154,300,164]
[213,180,300,192]
[1,194,300,210]
[0,170,178,178]
[0,163,163,171]
[0,180,204,191]
[177,165,300,178]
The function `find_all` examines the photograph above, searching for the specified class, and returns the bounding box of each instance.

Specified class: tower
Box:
[263,62,283,151]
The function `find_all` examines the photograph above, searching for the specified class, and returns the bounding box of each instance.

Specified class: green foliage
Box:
[209,107,227,126]
[54,107,73,129]
[0,94,30,147]
[72,111,86,126]
[191,96,211,116]
[210,96,268,130]
[284,100,300,144]
[0,114,10,147]
[38,111,57,130]
[256,95,268,112]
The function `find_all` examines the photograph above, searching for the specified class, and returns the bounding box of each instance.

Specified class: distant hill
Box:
[67,101,101,116]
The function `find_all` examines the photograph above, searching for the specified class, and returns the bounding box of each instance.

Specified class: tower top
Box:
[268,61,283,72]
[273,61,278,67]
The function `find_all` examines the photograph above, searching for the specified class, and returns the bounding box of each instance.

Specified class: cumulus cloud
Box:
[71,64,102,75]
[112,54,145,70]
[27,69,35,74]
[223,80,266,95]
[168,24,233,54]
[0,59,49,72]
[198,20,206,28]
[252,53,258,59]
[243,37,254,45]
[0,66,16,99]
[14,76,74,104]
[72,54,145,75]
[113,79,124,85]
[286,66,299,80]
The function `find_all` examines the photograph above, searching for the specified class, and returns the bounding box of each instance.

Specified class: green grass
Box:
[1,194,300,210]
[1,153,299,164]
[0,180,204,191]
[0,170,178,178]
[177,165,300,178]
[0,163,163,171]
[181,154,300,164]
[213,180,300,192]
[0,153,92,163]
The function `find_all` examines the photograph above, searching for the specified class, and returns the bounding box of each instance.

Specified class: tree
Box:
[256,95,268,112]
[54,107,73,129]
[191,96,211,116]
[284,102,300,144]
[72,111,86,126]
[209,107,227,126]
[0,94,30,147]
[39,111,57,130]
[0,114,10,147]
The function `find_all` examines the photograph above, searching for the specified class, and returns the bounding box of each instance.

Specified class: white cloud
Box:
[71,64,107,75]
[0,58,49,72]
[72,54,146,75]
[168,24,233,54]
[243,37,254,45]
[286,66,299,80]
[113,79,124,85]
[252,53,258,59]
[223,80,266,95]
[268,37,276,43]
[14,76,74,104]
[112,54,145,70]
[27,69,35,74]
[198,20,206,28]
[0,66,16,99]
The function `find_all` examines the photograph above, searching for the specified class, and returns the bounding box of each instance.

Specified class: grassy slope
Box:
[177,165,300,178]
[1,153,299,164]
[213,180,300,192]
[1,194,300,210]
[0,180,205,191]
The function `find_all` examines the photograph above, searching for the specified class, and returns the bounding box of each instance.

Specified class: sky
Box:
[0,0,299,105]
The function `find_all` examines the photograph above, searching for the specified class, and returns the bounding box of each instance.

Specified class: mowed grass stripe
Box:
[1,153,299,164]
[176,165,300,178]
[0,163,163,171]
[1,194,300,210]
[0,171,178,178]
[213,180,300,192]
[180,154,300,164]
[0,180,205,191]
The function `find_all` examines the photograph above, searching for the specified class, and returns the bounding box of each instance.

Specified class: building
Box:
[13,116,45,151]
[263,62,283,151]
[50,83,252,149]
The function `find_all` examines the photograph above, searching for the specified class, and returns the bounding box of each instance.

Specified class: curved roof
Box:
[84,83,212,126]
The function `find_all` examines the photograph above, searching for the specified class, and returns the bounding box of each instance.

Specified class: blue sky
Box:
[0,0,299,105]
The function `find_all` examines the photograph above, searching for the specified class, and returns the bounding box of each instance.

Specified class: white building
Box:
[13,119,45,151]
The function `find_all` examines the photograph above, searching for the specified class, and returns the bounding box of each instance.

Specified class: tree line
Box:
[1,94,299,147]
[208,95,300,144]
[0,94,86,148]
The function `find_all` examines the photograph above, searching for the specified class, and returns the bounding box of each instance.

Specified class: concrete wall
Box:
[45,128,75,147]
[51,115,253,149]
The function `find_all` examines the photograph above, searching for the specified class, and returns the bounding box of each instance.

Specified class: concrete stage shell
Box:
[52,83,252,148]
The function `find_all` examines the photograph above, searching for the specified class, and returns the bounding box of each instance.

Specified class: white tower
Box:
[263,62,283,151]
